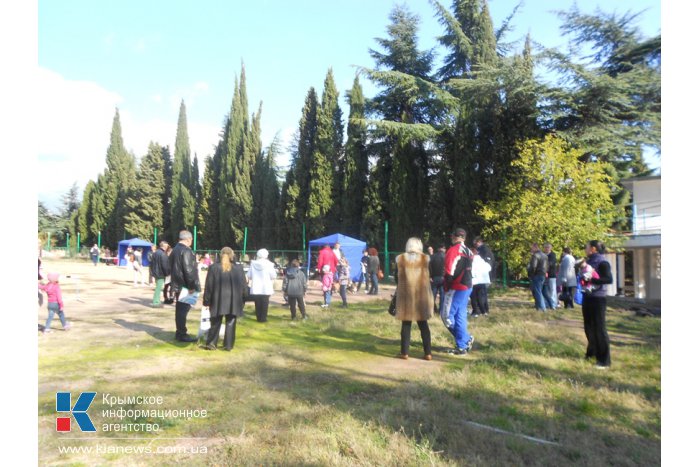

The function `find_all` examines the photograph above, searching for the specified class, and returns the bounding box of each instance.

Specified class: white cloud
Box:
[36,67,123,210]
[36,68,221,211]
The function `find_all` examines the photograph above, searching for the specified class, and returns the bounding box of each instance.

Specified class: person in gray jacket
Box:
[557,247,577,308]
[283,259,308,320]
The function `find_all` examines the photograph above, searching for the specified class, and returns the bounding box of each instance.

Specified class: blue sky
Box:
[37,0,660,211]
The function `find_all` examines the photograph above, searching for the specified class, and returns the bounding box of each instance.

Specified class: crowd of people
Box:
[37,229,614,367]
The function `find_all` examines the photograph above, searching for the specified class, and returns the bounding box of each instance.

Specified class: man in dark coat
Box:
[429,245,446,313]
[543,242,558,310]
[150,241,170,308]
[202,247,247,350]
[527,242,549,312]
[168,231,200,342]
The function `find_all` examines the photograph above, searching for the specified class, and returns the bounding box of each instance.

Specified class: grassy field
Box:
[38,260,660,466]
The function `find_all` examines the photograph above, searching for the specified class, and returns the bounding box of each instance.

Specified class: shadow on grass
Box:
[112,318,195,348]
[119,297,154,307]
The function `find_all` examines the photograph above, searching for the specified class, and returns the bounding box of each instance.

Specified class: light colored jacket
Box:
[471,254,492,286]
[247,259,277,295]
[557,254,577,287]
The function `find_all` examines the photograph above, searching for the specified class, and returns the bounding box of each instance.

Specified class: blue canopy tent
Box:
[307,233,367,283]
[117,238,154,266]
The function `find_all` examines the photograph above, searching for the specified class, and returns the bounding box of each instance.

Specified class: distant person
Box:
[128,253,145,287]
[90,244,99,266]
[316,244,338,277]
[557,247,577,308]
[366,248,380,295]
[134,247,143,268]
[283,259,308,320]
[147,245,156,284]
[581,240,613,369]
[337,257,350,308]
[470,247,492,317]
[473,236,495,283]
[169,230,201,342]
[39,272,70,333]
[150,241,170,308]
[162,244,175,304]
[202,247,247,351]
[394,237,433,360]
[321,265,333,308]
[361,250,370,292]
[543,242,558,310]
[527,242,548,312]
[442,228,475,355]
[247,248,277,322]
[429,245,445,314]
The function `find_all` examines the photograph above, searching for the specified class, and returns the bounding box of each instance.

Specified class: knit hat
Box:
[47,272,60,282]
[257,248,269,260]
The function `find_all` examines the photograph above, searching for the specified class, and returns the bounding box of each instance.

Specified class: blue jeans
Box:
[369,272,378,294]
[544,277,558,309]
[441,289,472,349]
[324,290,331,305]
[530,275,547,310]
[45,302,66,329]
[339,284,347,306]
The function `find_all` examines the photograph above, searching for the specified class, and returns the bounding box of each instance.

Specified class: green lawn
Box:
[39,288,660,466]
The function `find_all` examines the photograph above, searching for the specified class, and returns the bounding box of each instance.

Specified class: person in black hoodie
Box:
[283,259,308,320]
[202,247,247,351]
[168,230,200,342]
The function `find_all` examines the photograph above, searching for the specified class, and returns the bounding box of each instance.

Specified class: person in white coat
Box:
[557,247,578,308]
[470,249,492,317]
[247,248,277,322]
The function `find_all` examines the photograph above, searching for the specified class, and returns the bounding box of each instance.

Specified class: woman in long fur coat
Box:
[394,237,434,360]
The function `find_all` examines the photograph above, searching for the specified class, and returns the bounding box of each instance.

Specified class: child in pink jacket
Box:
[321,265,333,308]
[39,272,70,333]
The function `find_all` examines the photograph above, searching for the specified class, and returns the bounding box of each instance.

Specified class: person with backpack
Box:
[442,228,475,355]
[283,259,308,320]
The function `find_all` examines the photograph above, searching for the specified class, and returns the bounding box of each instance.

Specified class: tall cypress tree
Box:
[171,100,196,238]
[124,142,166,240]
[76,180,96,245]
[343,75,369,237]
[161,146,173,241]
[198,153,220,249]
[101,108,136,247]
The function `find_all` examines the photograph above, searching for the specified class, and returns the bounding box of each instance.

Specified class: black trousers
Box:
[288,296,306,319]
[401,320,431,356]
[562,286,576,308]
[175,301,192,337]
[206,315,236,350]
[582,296,611,366]
[253,295,270,322]
[471,284,489,315]
[163,283,173,303]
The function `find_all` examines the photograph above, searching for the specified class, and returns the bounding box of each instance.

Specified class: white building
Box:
[618,176,661,301]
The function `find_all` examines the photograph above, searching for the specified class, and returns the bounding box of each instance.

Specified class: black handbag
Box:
[388,294,397,316]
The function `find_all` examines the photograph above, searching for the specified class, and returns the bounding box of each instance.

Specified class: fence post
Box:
[154,227,157,244]
[47,232,51,252]
[242,227,248,259]
[77,232,81,257]
[302,223,306,262]
[193,225,197,252]
[66,233,70,256]
[98,231,101,249]
[502,230,507,288]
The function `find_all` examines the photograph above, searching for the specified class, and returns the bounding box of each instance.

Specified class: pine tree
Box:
[171,100,196,239]
[161,146,173,241]
[76,180,96,245]
[258,135,281,247]
[343,75,369,237]
[198,153,220,249]
[124,142,166,240]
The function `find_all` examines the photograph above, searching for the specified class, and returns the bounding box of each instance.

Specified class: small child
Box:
[39,272,70,333]
[579,259,600,293]
[321,264,333,308]
[337,258,350,308]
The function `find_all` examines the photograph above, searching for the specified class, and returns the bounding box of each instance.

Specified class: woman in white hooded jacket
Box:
[247,248,277,322]
[470,249,492,317]
[557,247,577,309]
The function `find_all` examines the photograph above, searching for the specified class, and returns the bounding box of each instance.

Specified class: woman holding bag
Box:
[202,247,247,351]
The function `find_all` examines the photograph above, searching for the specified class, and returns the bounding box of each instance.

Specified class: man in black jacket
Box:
[150,241,170,308]
[543,242,558,310]
[168,231,201,342]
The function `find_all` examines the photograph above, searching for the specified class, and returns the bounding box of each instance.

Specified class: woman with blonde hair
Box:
[394,237,434,360]
[202,247,247,350]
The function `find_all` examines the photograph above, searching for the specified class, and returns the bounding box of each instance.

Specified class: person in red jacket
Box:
[316,244,338,275]
[441,228,474,355]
